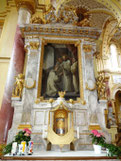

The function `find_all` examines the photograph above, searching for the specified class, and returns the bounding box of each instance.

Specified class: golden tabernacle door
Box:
[47,103,74,148]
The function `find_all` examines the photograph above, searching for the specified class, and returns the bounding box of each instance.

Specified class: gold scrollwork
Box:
[30,42,40,50]
[30,5,91,27]
[24,80,36,89]
[83,44,92,53]
[96,73,107,99]
[30,16,44,24]
[85,82,96,91]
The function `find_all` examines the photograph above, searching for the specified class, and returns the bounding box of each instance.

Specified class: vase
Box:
[93,144,101,154]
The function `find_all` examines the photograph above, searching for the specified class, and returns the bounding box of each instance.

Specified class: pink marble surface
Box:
[0,25,25,144]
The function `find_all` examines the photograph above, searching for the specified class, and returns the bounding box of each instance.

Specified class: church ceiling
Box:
[89,13,110,29]
[59,0,113,30]
[60,0,108,10]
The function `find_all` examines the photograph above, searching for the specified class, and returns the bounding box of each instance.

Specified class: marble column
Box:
[0,26,25,144]
[0,7,31,144]
[18,7,31,25]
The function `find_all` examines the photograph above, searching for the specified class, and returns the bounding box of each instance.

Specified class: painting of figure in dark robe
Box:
[41,43,80,100]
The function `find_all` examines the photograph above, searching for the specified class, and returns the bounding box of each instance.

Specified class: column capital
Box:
[15,0,37,14]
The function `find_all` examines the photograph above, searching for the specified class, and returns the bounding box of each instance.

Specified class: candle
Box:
[11,142,17,155]
[77,127,79,139]
[21,141,26,155]
[42,125,45,138]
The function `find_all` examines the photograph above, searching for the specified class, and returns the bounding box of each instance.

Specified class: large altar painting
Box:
[41,43,80,100]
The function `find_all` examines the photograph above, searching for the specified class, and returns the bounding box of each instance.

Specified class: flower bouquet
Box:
[90,130,106,154]
[90,130,121,157]
[90,130,106,146]
[3,128,31,155]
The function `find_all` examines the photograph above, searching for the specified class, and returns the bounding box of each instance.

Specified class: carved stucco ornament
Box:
[30,5,91,27]
[96,73,107,99]
[83,44,93,53]
[24,78,36,89]
[30,42,40,50]
[86,79,96,91]
[30,16,45,24]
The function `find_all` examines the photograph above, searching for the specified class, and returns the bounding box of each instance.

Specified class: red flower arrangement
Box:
[90,130,105,146]
[23,128,32,136]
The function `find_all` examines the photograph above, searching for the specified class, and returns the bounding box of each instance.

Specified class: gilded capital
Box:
[15,0,37,14]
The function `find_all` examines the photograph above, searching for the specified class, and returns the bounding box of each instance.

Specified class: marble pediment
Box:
[33,96,74,110]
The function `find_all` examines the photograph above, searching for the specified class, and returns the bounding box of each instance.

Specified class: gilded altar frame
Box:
[37,38,85,104]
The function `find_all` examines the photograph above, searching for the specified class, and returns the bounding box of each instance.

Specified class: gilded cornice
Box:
[20,25,101,40]
[15,0,37,13]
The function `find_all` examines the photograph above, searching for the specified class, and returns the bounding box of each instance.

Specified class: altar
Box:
[7,23,110,150]
[5,1,118,156]
[1,151,120,161]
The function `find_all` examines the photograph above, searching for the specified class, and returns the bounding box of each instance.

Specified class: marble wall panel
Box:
[21,39,41,124]
[34,111,45,125]
[74,111,87,126]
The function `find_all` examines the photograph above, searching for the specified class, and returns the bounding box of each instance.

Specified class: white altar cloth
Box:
[5,151,108,157]
[2,151,120,161]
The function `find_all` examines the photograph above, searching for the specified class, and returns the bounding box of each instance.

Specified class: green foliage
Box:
[90,130,121,158]
[14,131,31,145]
[103,143,121,158]
[2,130,31,155]
[90,133,106,146]
[2,142,13,155]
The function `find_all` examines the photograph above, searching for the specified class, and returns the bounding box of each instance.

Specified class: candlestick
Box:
[77,127,79,139]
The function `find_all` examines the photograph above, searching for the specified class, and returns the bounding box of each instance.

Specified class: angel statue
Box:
[12,73,24,98]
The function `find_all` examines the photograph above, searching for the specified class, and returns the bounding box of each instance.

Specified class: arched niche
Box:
[115,91,121,127]
[111,86,121,128]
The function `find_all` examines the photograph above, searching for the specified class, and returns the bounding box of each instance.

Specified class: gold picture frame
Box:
[37,38,85,104]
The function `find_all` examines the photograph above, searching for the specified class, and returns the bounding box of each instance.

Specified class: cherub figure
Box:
[12,73,24,98]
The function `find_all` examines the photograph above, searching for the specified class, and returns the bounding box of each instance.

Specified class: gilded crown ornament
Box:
[58,91,66,98]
